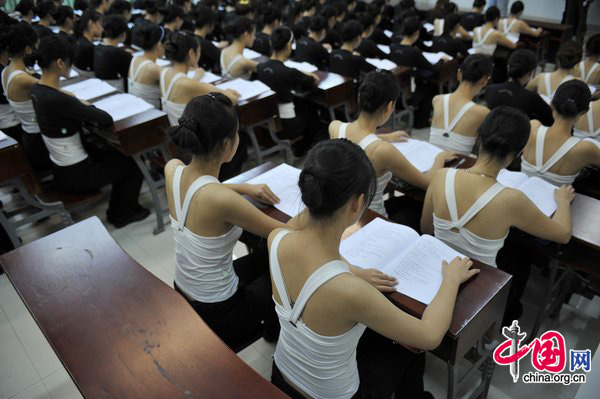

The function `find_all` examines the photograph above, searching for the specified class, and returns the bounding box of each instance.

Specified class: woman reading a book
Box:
[329,70,456,218]
[220,17,258,80]
[128,23,166,109]
[268,138,477,399]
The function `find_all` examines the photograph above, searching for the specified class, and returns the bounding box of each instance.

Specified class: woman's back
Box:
[220,46,252,79]
[574,100,600,139]
[128,56,161,108]
[160,68,192,125]
[574,59,600,84]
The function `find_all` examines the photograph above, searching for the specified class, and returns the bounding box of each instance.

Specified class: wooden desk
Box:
[523,18,571,62]
[305,71,356,121]
[0,217,289,399]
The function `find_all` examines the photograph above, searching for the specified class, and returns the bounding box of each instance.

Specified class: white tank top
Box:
[1,69,40,134]
[160,69,188,126]
[220,51,252,80]
[521,125,580,185]
[574,104,600,141]
[500,18,518,34]
[578,60,599,83]
[171,166,243,303]
[42,134,89,167]
[128,56,161,109]
[433,169,507,267]
[473,27,496,56]
[338,123,392,217]
[429,94,477,154]
[0,103,19,129]
[270,229,366,399]
[540,73,574,104]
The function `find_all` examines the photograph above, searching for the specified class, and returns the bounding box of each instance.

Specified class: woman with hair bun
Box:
[498,1,542,38]
[73,10,103,77]
[54,6,76,38]
[329,70,455,217]
[574,33,600,84]
[472,6,516,56]
[268,138,476,399]
[128,23,166,108]
[220,16,258,79]
[329,19,374,80]
[15,0,36,25]
[164,93,300,348]
[93,15,132,91]
[32,0,57,39]
[527,40,583,103]
[522,80,600,185]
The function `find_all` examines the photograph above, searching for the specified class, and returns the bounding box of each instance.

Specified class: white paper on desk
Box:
[423,23,435,32]
[216,78,271,101]
[497,169,557,216]
[468,48,476,55]
[156,58,170,67]
[506,33,520,44]
[366,58,397,70]
[243,48,262,59]
[423,52,453,64]
[201,71,222,83]
[128,22,134,29]
[377,44,390,54]
[292,43,296,50]
[393,139,443,172]
[245,163,305,217]
[93,93,154,121]
[423,41,433,47]
[318,73,345,89]
[0,130,7,141]
[62,78,116,101]
[132,50,144,57]
[74,9,83,16]
[132,8,143,15]
[284,60,318,73]
[384,30,393,38]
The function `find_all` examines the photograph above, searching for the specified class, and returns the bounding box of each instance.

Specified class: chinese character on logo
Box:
[529,331,566,373]
[570,350,591,372]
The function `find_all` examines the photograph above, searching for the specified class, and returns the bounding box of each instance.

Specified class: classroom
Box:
[0,0,599,398]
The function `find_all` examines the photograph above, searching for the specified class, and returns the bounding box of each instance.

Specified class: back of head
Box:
[0,22,38,57]
[341,20,362,43]
[445,2,458,13]
[194,5,216,30]
[144,0,162,14]
[74,10,101,38]
[358,70,400,114]
[234,0,254,17]
[585,33,600,58]
[319,5,336,20]
[53,6,74,26]
[102,15,128,39]
[552,80,591,118]
[399,0,416,11]
[169,93,239,158]
[161,5,184,23]
[485,6,500,22]
[133,22,165,51]
[478,106,530,160]
[299,139,376,219]
[37,34,74,69]
[225,16,254,39]
[510,1,524,15]
[303,0,317,12]
[403,16,421,36]
[507,49,537,80]
[556,40,583,69]
[263,8,282,27]
[74,0,88,12]
[15,0,35,17]
[460,54,492,83]
[164,30,198,62]
[333,2,346,18]
[108,0,132,16]
[310,15,327,33]
[35,0,57,19]
[357,13,375,33]
[444,13,461,35]
[473,0,486,8]
[271,26,293,53]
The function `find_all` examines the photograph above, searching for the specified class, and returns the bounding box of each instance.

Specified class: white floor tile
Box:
[8,381,50,399]
[251,338,276,360]
[42,369,82,399]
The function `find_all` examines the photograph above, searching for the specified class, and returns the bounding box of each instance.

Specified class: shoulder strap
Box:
[358,134,380,150]
[587,105,595,134]
[534,125,548,167]
[131,58,153,81]
[224,54,244,73]
[539,136,581,173]
[444,168,460,224]
[443,94,451,129]
[481,28,494,43]
[164,72,187,100]
[160,68,169,96]
[586,63,599,82]
[456,182,505,227]
[579,61,586,81]
[269,229,294,314]
[559,75,574,86]
[447,99,476,131]
[475,27,482,43]
[174,171,220,230]
[3,69,26,92]
[172,166,184,227]
[338,122,348,138]
[544,73,552,97]
[507,18,517,32]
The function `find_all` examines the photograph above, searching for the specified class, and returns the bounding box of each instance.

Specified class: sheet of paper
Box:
[216,78,271,101]
[156,58,170,67]
[200,71,222,83]
[506,33,520,44]
[243,48,262,59]
[384,30,393,38]
[62,78,116,101]
[245,163,305,217]
[468,48,476,55]
[423,52,453,64]
[318,73,345,90]
[93,93,154,122]
[377,44,390,54]
[517,176,558,217]
[387,235,462,305]
[0,130,7,141]
[366,58,397,70]
[497,169,529,189]
[393,139,443,172]
[284,60,319,73]
[423,23,435,32]
[423,41,433,47]
[340,218,420,272]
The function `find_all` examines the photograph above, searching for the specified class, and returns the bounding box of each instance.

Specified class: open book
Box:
[423,52,453,64]
[340,218,463,305]
[0,130,7,141]
[318,73,345,90]
[216,79,271,101]
[377,44,390,54]
[284,60,318,73]
[93,93,154,122]
[245,163,305,217]
[393,139,443,172]
[497,169,558,216]
[63,78,116,101]
[187,70,222,84]
[366,58,397,71]
[243,48,262,60]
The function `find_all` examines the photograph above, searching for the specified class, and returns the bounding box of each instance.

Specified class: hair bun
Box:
[169,117,203,153]
[299,169,325,210]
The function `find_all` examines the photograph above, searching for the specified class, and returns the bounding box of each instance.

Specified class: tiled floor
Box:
[1,132,598,399]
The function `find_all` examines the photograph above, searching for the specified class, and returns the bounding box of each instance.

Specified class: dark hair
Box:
[303,0,317,12]
[15,0,35,17]
[507,49,537,80]
[161,5,185,23]
[143,0,163,14]
[552,80,591,118]
[556,40,583,69]
[102,15,128,39]
[225,17,255,39]
[90,0,108,9]
[485,6,500,22]
[358,70,400,113]
[53,6,75,26]
[234,1,254,17]
[332,2,346,17]
[108,0,132,16]
[403,16,421,36]
[399,0,416,11]
[74,10,102,38]
[510,1,524,15]
[169,93,239,156]
[477,106,530,160]
[341,20,362,43]
[432,0,449,19]
[74,0,89,12]
[319,5,336,20]
[585,33,600,57]
[36,34,74,68]
[460,54,492,83]
[35,1,57,19]
[263,8,282,27]
[444,13,461,35]
[0,22,38,57]
[164,31,198,62]
[299,139,376,218]
[310,15,327,33]
[473,0,486,8]
[445,2,458,13]
[194,5,216,30]
[271,26,293,52]
[357,13,375,33]
[133,22,165,51]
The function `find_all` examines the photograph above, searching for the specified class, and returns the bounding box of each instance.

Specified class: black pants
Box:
[272,329,426,399]
[1,124,24,143]
[412,77,438,129]
[175,248,278,350]
[21,132,52,173]
[386,195,425,233]
[280,99,328,154]
[219,132,248,182]
[53,148,144,219]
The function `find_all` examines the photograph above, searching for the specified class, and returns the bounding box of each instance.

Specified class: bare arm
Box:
[518,20,542,37]
[420,170,441,234]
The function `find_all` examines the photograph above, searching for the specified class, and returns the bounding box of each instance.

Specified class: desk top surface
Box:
[0,217,289,399]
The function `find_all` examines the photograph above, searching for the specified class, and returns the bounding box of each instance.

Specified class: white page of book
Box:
[216,79,271,101]
[62,78,116,101]
[283,60,319,73]
[243,48,262,59]
[156,58,170,67]
[0,130,7,141]
[93,93,154,122]
[366,58,397,70]
[245,163,305,217]
[340,218,420,272]
[318,73,345,89]
[423,23,435,32]
[423,40,433,47]
[200,71,221,83]
[384,30,393,38]
[517,177,557,217]
[468,48,476,55]
[377,44,390,54]
[497,169,529,189]
[423,52,453,64]
[393,139,443,172]
[506,33,520,44]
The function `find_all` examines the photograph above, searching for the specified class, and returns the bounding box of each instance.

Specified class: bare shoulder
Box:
[530,119,542,131]
[164,159,185,180]
[432,94,443,106]
[329,120,342,138]
[472,103,490,117]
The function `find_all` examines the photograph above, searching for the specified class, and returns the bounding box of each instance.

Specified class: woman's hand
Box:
[436,150,458,164]
[382,130,410,142]
[355,268,398,293]
[442,256,478,284]
[245,184,280,205]
[192,68,205,81]
[223,89,241,104]
[555,185,575,204]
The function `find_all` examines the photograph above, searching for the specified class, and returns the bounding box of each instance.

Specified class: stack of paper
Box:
[423,23,435,32]
[243,48,262,59]
[63,78,116,101]
[497,169,558,216]
[201,71,222,83]
[216,78,271,101]
[0,130,7,141]
[423,52,453,64]
[393,139,444,172]
[366,58,397,70]
[93,93,154,122]
[318,73,345,90]
[245,163,305,217]
[284,60,319,73]
[377,44,390,54]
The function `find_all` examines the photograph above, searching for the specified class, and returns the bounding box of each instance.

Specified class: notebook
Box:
[216,79,271,101]
[497,169,558,216]
[377,44,390,54]
[366,58,397,70]
[393,139,444,172]
[243,48,262,59]
[0,130,7,141]
[283,60,319,73]
[423,52,453,64]
[187,70,222,83]
[92,93,154,122]
[318,73,345,89]
[245,163,305,217]
[340,217,464,305]
[62,78,117,101]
